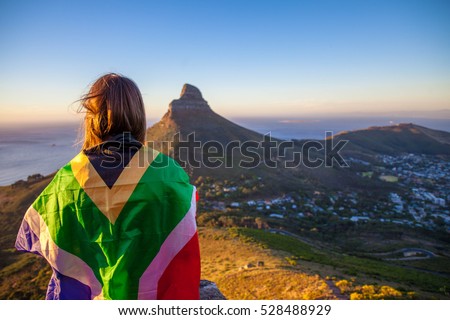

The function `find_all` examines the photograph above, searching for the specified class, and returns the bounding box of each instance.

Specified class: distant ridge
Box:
[333,123,450,155]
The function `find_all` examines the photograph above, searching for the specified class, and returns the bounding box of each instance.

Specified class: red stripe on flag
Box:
[156,232,201,300]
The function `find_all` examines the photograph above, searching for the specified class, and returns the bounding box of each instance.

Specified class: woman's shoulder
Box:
[34,156,82,199]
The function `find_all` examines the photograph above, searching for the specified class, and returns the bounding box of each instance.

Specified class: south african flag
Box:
[15,146,200,299]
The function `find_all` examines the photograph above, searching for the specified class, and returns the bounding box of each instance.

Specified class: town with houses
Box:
[197,153,450,233]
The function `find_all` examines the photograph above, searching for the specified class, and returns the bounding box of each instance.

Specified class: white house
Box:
[269,213,284,219]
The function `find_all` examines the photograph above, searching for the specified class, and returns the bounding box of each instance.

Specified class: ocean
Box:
[0,123,81,186]
[1,117,449,186]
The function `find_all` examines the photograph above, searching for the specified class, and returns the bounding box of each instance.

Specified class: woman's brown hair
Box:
[79,73,146,150]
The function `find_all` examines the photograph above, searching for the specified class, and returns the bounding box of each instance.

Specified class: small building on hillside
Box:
[350,216,370,222]
[269,213,284,219]
[230,202,240,208]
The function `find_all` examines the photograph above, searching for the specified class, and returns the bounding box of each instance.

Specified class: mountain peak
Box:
[180,84,204,101]
[148,84,264,148]
[169,83,211,112]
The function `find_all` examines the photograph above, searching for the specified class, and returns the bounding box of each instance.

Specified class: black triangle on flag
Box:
[84,140,142,189]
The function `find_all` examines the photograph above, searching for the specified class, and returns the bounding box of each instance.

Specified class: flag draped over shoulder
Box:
[15,145,200,300]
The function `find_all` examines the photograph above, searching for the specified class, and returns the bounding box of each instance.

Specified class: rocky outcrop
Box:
[199,280,226,300]
[169,84,212,112]
[148,83,264,146]
[179,84,204,101]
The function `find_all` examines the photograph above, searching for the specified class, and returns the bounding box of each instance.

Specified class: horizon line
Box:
[1,108,450,126]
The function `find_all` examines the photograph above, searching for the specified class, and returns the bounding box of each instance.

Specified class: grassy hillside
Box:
[199,227,334,299]
[0,175,54,299]
[232,228,449,299]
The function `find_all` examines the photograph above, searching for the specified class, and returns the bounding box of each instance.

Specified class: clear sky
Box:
[0,0,449,124]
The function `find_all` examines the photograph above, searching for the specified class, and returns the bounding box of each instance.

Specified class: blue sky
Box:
[0,0,449,123]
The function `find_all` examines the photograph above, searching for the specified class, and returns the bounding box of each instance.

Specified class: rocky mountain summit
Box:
[169,84,212,112]
[147,84,263,145]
